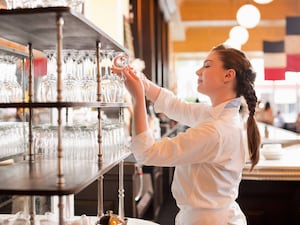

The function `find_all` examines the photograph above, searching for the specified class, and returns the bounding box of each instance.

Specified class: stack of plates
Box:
[261,144,284,160]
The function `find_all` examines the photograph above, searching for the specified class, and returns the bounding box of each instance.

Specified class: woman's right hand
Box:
[112,66,149,135]
[112,66,145,104]
[112,65,160,103]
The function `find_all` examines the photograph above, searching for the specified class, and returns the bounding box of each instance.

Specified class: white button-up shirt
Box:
[131,88,247,225]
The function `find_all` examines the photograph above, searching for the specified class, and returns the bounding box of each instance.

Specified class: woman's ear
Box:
[224,69,236,82]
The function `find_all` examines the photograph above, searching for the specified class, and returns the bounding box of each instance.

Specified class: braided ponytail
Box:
[242,80,261,170]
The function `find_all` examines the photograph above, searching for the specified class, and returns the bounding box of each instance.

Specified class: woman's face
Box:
[195,51,228,96]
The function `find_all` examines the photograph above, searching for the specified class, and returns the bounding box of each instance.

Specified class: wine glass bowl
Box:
[113,52,129,70]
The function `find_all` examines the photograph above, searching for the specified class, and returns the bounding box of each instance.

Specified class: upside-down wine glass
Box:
[100,49,117,103]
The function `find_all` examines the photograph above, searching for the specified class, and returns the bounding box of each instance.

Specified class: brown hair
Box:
[212,44,261,171]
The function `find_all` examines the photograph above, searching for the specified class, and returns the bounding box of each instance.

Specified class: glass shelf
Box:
[0,7,125,52]
[0,152,131,195]
[0,102,131,108]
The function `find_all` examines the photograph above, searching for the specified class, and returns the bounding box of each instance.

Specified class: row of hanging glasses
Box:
[0,122,28,159]
[0,55,23,103]
[37,49,128,103]
[0,211,30,225]
[0,211,92,225]
[0,211,90,225]
[33,121,129,163]
[0,119,129,163]
[5,0,85,14]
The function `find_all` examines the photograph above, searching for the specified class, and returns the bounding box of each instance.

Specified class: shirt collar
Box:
[224,98,241,109]
[209,97,241,119]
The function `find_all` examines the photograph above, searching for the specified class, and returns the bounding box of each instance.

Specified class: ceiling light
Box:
[229,26,249,45]
[224,39,242,50]
[253,0,273,4]
[236,4,261,28]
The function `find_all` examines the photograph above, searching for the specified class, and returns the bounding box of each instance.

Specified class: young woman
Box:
[112,44,261,225]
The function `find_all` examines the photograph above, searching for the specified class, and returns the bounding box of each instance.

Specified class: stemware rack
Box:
[0,6,130,225]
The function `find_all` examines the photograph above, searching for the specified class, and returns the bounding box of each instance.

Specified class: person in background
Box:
[274,110,285,128]
[256,101,274,125]
[295,113,300,133]
[112,44,261,225]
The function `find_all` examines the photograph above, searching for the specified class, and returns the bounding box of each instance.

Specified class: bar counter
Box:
[243,123,300,180]
[243,144,300,180]
[239,123,300,225]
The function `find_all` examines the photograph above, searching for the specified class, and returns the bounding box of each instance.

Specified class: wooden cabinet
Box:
[75,161,137,217]
[237,180,300,225]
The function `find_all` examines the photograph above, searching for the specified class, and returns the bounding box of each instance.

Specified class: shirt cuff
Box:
[130,129,155,163]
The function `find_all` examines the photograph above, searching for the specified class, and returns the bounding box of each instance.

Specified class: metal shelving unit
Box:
[0,6,129,225]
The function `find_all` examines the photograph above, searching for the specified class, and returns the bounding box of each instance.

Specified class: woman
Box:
[112,44,260,225]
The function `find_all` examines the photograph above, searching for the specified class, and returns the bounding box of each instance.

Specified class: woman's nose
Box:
[196,68,202,76]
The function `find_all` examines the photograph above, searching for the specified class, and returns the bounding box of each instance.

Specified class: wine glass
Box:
[100,49,117,103]
[65,0,84,13]
[38,50,57,102]
[5,0,15,9]
[113,52,129,70]
[63,49,80,102]
[0,55,22,103]
[112,52,128,103]
[80,50,97,102]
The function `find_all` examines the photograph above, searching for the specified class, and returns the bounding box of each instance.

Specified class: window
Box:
[174,53,300,123]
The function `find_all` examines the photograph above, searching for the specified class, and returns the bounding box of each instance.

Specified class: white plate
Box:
[262,152,283,160]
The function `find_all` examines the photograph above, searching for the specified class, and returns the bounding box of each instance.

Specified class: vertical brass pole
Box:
[21,58,25,103]
[58,196,64,225]
[21,58,27,157]
[96,42,103,165]
[28,43,34,162]
[56,14,65,225]
[29,196,36,225]
[96,41,104,218]
[56,14,65,186]
[28,44,33,103]
[96,42,102,103]
[118,106,125,218]
[56,15,63,103]
[97,175,104,218]
[118,160,125,219]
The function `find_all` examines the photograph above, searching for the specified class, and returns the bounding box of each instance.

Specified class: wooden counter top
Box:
[243,144,300,181]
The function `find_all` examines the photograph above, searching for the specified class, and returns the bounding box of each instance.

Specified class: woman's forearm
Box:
[132,97,148,135]
[143,79,161,102]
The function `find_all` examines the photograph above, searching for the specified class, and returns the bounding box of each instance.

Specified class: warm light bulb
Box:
[236,4,261,28]
[224,39,242,50]
[229,26,249,45]
[253,0,273,4]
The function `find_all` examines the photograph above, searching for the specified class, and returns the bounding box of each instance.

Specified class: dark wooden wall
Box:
[130,0,169,87]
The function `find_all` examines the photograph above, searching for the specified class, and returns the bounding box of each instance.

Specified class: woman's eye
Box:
[204,65,210,68]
